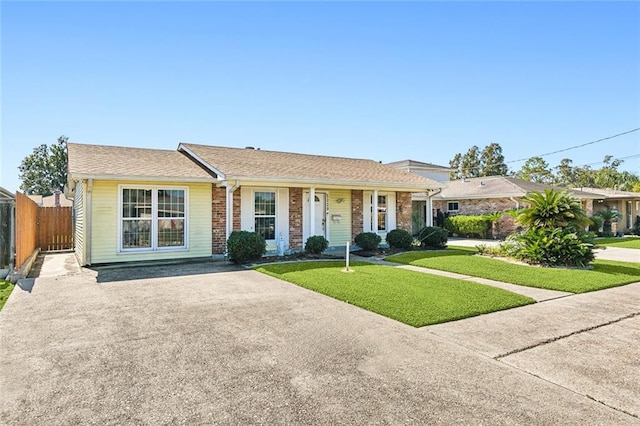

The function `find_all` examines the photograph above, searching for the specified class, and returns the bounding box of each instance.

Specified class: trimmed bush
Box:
[417,226,448,248]
[355,232,381,251]
[305,235,329,254]
[227,231,266,263]
[444,215,490,238]
[386,229,413,250]
[513,227,595,267]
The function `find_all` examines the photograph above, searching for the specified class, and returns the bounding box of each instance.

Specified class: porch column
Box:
[426,194,433,227]
[309,187,315,237]
[225,181,239,244]
[372,189,378,233]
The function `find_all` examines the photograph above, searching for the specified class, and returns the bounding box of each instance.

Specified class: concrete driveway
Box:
[1,254,638,424]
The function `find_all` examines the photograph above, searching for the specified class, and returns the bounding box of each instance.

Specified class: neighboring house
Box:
[68,143,440,265]
[576,187,640,233]
[429,176,601,237]
[386,159,452,232]
[28,191,73,208]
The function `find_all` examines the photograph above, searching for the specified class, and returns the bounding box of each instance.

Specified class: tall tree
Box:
[479,143,508,176]
[516,156,553,184]
[19,136,68,196]
[554,158,576,187]
[460,145,481,178]
[449,153,462,180]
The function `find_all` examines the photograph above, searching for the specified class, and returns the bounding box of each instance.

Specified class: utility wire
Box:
[579,153,640,168]
[504,127,640,164]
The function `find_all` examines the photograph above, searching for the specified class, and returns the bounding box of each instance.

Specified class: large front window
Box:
[254,191,276,240]
[121,187,186,251]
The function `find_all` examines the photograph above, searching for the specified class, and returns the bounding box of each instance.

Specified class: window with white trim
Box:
[120,187,187,251]
[447,201,459,212]
[254,191,276,241]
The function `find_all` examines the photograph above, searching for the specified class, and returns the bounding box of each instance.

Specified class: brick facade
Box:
[289,187,303,250]
[395,191,412,232]
[433,197,523,238]
[211,185,227,254]
[351,190,363,242]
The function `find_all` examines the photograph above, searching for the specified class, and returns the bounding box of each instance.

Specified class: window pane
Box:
[158,219,185,247]
[255,217,275,240]
[122,189,152,218]
[255,192,276,216]
[158,189,185,218]
[377,195,387,231]
[122,219,152,248]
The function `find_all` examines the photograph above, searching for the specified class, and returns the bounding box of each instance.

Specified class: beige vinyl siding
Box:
[327,189,352,246]
[73,180,85,265]
[90,180,212,264]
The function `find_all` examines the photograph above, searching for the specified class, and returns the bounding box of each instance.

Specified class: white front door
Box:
[314,193,327,237]
[303,191,328,242]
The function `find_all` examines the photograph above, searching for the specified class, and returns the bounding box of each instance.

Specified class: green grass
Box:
[255,261,534,327]
[0,280,15,312]
[595,237,640,249]
[386,250,640,293]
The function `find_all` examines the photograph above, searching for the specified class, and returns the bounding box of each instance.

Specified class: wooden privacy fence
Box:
[15,192,38,270]
[15,192,74,270]
[39,207,73,252]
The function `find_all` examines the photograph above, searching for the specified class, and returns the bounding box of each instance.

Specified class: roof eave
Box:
[223,175,441,191]
[178,144,226,179]
[68,173,215,183]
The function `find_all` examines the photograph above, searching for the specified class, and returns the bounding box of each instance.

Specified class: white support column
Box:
[372,189,378,233]
[426,194,433,227]
[309,187,315,237]
[225,181,239,243]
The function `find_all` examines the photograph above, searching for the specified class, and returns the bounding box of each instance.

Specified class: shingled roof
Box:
[179,143,440,189]
[434,176,600,200]
[67,143,213,182]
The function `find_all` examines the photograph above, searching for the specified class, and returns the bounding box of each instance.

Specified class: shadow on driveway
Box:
[89,258,246,283]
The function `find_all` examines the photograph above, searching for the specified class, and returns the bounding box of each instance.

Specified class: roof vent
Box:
[245,146,255,150]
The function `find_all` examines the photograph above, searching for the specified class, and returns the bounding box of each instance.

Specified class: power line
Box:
[579,153,640,168]
[505,128,640,164]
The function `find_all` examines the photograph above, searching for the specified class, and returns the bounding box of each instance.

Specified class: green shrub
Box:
[305,235,329,254]
[444,215,490,238]
[386,229,414,250]
[634,215,640,235]
[589,215,603,233]
[417,226,448,248]
[513,227,595,267]
[227,231,267,263]
[354,232,381,251]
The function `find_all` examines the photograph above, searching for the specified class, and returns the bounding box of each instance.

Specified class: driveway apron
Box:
[0,253,638,424]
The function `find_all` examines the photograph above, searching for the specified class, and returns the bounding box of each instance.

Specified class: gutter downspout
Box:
[509,196,520,210]
[225,181,239,253]
[86,179,93,266]
[426,188,442,227]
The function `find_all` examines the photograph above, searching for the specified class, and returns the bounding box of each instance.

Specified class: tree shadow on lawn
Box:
[593,262,640,278]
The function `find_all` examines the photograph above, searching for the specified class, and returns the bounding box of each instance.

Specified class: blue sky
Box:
[2,1,639,193]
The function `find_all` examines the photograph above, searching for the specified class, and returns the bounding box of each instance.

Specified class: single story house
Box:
[423,176,601,237]
[67,143,440,265]
[576,187,640,233]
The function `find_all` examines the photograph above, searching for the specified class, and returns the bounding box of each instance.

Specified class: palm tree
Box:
[516,189,590,230]
[483,211,504,239]
[596,209,621,237]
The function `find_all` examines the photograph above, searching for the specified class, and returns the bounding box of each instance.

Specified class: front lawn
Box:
[255,262,534,327]
[386,250,640,293]
[595,237,640,249]
[0,280,15,312]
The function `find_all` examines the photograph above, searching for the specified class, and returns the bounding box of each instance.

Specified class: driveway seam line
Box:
[494,311,640,360]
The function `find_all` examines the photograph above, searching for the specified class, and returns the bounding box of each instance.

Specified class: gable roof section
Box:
[435,176,600,200]
[179,143,440,190]
[67,143,214,183]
